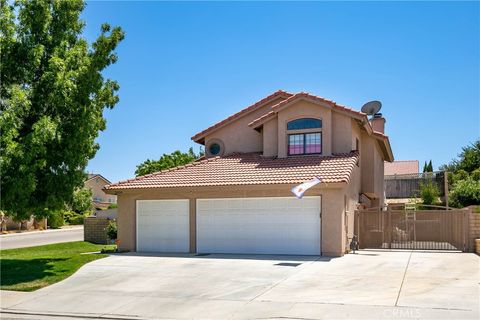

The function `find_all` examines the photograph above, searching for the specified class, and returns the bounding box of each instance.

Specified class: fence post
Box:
[444,171,449,209]
[387,206,392,249]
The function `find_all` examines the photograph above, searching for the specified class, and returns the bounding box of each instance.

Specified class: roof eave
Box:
[191,90,293,143]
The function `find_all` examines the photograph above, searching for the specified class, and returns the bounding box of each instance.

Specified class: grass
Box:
[0,241,115,292]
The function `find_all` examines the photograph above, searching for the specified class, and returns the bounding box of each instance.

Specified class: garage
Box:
[196,196,321,255]
[136,199,190,253]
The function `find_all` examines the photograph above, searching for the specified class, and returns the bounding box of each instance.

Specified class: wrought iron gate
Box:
[354,207,469,251]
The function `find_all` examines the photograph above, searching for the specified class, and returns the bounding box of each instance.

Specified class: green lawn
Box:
[0,241,114,292]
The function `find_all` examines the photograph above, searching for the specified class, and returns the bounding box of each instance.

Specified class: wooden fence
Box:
[385,171,446,199]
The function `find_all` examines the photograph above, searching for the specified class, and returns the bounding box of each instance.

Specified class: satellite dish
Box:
[361,100,382,116]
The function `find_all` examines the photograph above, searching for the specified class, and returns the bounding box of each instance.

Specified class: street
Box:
[0,227,84,250]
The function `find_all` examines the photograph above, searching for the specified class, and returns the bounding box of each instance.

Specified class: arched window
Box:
[287,118,322,155]
[287,118,322,130]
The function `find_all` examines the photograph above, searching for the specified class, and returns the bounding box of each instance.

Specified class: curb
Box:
[0,227,84,238]
[0,309,151,320]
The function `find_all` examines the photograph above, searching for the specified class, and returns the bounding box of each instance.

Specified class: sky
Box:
[82,1,480,183]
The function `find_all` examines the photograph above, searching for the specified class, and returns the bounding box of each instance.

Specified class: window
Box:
[287,118,322,130]
[209,143,221,155]
[288,132,322,155]
[287,118,322,155]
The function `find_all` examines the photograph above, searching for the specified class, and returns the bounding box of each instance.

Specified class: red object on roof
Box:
[105,152,359,190]
[384,160,419,176]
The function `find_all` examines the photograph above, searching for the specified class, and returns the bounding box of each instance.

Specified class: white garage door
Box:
[136,200,189,253]
[196,197,321,255]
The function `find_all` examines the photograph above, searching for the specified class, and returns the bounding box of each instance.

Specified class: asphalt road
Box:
[0,227,84,250]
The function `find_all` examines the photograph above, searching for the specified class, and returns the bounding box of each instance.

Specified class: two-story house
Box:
[105,90,393,256]
[85,174,117,209]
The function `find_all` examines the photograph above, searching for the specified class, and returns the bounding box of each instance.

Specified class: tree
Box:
[440,140,480,207]
[427,160,433,172]
[0,0,124,220]
[440,140,480,174]
[71,187,93,214]
[135,148,202,176]
[449,177,480,208]
[423,160,433,173]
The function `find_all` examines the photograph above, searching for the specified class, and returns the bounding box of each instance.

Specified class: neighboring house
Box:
[85,174,117,209]
[104,90,393,257]
[384,160,419,176]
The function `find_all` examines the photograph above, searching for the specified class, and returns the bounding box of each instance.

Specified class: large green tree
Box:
[135,148,203,176]
[440,140,480,207]
[0,0,124,220]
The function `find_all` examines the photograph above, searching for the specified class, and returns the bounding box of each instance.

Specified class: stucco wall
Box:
[277,100,333,158]
[85,177,117,204]
[345,163,361,251]
[373,141,386,207]
[263,119,278,157]
[115,184,348,257]
[332,112,353,154]
[204,97,285,156]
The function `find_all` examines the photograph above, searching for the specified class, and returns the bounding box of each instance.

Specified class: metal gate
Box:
[354,207,469,251]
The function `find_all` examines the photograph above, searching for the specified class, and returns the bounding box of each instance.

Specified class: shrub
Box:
[419,180,440,206]
[107,203,118,209]
[449,177,480,208]
[62,210,89,225]
[47,210,65,229]
[106,220,117,240]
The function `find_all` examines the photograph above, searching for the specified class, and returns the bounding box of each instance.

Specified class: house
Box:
[85,174,117,209]
[104,90,393,257]
[384,160,419,176]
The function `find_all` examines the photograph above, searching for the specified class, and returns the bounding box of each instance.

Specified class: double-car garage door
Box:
[136,197,321,255]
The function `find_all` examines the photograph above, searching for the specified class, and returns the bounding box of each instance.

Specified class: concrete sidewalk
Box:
[1,251,479,319]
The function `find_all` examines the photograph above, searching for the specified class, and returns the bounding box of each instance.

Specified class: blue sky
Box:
[82,1,480,183]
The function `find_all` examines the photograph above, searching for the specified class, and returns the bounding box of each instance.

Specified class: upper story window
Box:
[287,118,322,155]
[287,118,322,130]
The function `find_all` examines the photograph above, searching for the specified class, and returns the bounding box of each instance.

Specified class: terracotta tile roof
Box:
[191,90,293,142]
[384,160,419,176]
[105,152,359,190]
[249,92,367,128]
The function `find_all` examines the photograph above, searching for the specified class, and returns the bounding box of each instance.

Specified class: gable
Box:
[191,90,292,144]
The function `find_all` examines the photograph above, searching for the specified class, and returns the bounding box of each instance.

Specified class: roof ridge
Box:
[191,89,293,141]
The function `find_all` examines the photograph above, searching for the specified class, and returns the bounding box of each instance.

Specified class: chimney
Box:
[370,113,385,134]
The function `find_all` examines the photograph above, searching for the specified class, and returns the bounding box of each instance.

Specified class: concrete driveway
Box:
[1,250,479,319]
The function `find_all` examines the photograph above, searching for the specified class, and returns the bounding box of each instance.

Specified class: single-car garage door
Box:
[136,199,189,253]
[196,197,321,255]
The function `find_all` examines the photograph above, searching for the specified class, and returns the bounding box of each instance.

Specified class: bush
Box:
[63,210,87,225]
[107,203,118,209]
[47,210,65,229]
[449,177,480,208]
[419,180,440,206]
[106,220,117,240]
